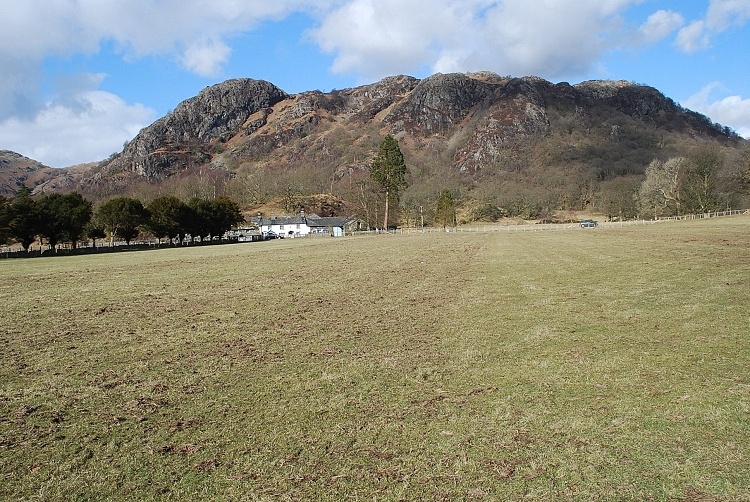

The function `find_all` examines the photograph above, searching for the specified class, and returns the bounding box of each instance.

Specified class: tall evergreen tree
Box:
[370,135,408,230]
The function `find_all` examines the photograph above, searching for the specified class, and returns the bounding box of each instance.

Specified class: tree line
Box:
[0,188,243,253]
[637,147,750,218]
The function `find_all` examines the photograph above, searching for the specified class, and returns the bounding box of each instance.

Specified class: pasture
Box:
[1,217,749,500]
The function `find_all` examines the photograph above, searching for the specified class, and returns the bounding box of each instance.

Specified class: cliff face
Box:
[3,72,742,200]
[95,79,289,182]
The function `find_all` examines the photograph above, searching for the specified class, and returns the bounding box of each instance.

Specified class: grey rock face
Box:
[386,73,496,134]
[103,79,288,180]
[338,75,420,122]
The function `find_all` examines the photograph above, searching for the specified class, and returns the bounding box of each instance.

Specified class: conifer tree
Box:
[370,135,408,230]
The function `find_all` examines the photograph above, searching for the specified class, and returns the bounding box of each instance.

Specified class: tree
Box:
[85,219,106,249]
[185,199,211,242]
[8,185,38,251]
[146,196,190,245]
[740,149,750,192]
[370,135,408,230]
[638,157,688,218]
[95,197,147,245]
[36,192,92,250]
[355,179,379,230]
[434,189,456,229]
[598,177,640,221]
[0,196,10,244]
[186,197,243,241]
[205,197,243,238]
[683,147,721,214]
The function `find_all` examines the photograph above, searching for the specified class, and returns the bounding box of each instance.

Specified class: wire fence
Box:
[365,209,749,236]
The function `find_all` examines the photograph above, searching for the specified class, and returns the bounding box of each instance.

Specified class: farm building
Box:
[257,212,356,238]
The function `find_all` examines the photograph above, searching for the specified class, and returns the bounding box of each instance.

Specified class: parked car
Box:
[580,219,598,228]
[263,231,280,240]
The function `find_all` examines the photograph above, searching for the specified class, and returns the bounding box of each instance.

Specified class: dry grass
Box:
[1,216,749,500]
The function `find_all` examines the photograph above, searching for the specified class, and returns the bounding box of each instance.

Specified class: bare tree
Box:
[639,157,688,217]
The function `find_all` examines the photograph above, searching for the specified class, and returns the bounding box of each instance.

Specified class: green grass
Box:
[1,217,749,500]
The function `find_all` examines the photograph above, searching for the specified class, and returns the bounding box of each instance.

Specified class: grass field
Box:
[1,217,749,500]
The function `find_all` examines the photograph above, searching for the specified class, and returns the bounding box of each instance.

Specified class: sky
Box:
[1,0,749,168]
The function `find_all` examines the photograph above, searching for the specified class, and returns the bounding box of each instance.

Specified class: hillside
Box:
[0,150,97,198]
[0,151,58,197]
[3,72,747,221]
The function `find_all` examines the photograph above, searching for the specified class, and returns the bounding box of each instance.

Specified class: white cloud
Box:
[310,0,650,81]
[639,10,684,43]
[0,0,334,121]
[0,90,156,168]
[675,20,710,52]
[706,0,750,30]
[178,38,232,77]
[675,0,750,53]
[684,83,750,138]
[310,0,470,80]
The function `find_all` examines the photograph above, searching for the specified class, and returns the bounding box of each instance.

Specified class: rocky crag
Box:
[2,72,743,207]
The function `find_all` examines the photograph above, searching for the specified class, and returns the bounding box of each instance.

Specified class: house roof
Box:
[307,217,352,228]
[257,215,354,228]
[258,216,305,226]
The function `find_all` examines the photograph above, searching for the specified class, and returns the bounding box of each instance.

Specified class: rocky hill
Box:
[0,151,86,198]
[3,72,746,220]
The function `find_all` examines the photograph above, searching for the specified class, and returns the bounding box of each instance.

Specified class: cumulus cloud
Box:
[0,1,333,119]
[310,0,648,81]
[705,0,750,30]
[676,0,750,52]
[0,89,156,168]
[639,10,684,43]
[684,83,750,138]
[178,38,233,77]
[309,0,466,79]
[675,20,711,52]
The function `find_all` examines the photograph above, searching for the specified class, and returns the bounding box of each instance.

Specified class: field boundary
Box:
[2,209,747,258]
[391,209,749,235]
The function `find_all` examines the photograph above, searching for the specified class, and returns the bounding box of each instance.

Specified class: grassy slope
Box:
[1,217,749,500]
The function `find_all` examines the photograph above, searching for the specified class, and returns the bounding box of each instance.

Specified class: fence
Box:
[365,209,749,236]
[0,237,234,259]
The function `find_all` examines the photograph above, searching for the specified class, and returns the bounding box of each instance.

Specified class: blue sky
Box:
[1,0,749,168]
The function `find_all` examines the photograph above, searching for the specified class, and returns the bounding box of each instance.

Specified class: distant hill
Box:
[2,72,746,220]
[0,151,56,198]
[0,150,96,198]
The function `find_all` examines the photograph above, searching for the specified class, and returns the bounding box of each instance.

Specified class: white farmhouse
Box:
[256,212,355,238]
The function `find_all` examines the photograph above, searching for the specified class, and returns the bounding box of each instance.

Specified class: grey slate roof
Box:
[257,215,353,228]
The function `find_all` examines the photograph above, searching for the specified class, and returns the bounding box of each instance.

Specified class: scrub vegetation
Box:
[1,216,749,500]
